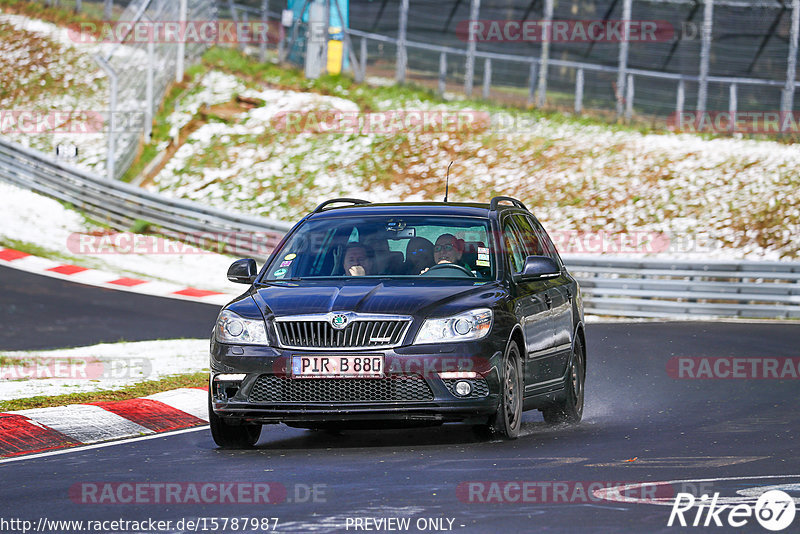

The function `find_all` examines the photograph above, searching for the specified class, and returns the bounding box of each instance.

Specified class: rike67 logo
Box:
[669,490,796,531]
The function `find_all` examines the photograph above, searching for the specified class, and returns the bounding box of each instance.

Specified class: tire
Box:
[208,390,262,448]
[485,341,523,439]
[542,336,585,425]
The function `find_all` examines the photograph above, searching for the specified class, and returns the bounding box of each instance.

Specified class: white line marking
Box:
[594,475,800,506]
[0,426,209,465]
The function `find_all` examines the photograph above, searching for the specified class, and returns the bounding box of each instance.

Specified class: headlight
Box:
[414,308,493,344]
[215,309,268,345]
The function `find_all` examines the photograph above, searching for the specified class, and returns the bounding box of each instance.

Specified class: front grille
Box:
[442,378,490,398]
[275,319,409,349]
[249,374,434,403]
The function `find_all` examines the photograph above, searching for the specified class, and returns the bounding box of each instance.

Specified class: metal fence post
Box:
[527,60,538,107]
[145,26,155,142]
[464,0,480,97]
[575,67,584,114]
[332,2,363,82]
[482,58,491,99]
[537,0,553,107]
[616,0,632,116]
[697,0,714,114]
[94,56,117,180]
[625,74,634,120]
[439,52,447,95]
[104,0,112,19]
[260,0,269,62]
[356,37,367,83]
[176,0,187,82]
[676,79,685,116]
[396,0,408,83]
[729,83,737,131]
[75,0,82,14]
[782,0,800,123]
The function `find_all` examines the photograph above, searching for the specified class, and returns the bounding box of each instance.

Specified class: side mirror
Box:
[518,255,560,280]
[227,258,258,284]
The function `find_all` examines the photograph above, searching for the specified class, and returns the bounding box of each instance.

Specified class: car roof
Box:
[309,202,524,219]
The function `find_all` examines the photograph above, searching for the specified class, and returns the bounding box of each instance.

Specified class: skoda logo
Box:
[331,314,349,330]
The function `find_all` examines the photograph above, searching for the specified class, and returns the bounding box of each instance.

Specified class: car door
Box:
[501,215,554,389]
[511,213,571,383]
[529,216,574,379]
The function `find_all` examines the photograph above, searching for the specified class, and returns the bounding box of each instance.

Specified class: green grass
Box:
[0,372,208,411]
[0,237,100,267]
[201,47,647,130]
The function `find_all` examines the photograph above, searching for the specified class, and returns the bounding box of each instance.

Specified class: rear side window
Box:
[529,217,563,267]
[511,214,544,256]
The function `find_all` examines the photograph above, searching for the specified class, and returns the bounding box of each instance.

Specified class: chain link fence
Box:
[32,0,216,179]
[229,0,800,127]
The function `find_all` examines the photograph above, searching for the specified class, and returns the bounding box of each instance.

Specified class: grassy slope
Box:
[143,48,799,258]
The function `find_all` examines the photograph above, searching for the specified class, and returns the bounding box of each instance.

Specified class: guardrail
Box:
[0,137,292,258]
[564,256,800,319]
[2,136,798,319]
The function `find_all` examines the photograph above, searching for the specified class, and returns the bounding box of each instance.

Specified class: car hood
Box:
[251,279,503,318]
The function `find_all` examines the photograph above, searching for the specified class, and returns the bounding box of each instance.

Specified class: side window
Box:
[502,218,527,273]
[512,214,543,256]
[530,218,562,266]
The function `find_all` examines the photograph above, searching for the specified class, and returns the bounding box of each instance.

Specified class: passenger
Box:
[361,232,392,275]
[403,237,434,275]
[342,243,374,276]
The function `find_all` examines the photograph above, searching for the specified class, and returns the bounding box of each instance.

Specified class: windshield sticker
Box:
[284,253,297,261]
[476,259,490,267]
[478,247,489,254]
[280,260,293,267]
[273,268,287,278]
[477,253,490,262]
[386,219,406,231]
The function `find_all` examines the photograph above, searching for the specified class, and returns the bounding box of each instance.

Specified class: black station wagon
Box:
[209,197,586,447]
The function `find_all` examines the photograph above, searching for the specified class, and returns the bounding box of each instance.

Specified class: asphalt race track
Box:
[2,268,799,533]
[0,265,221,350]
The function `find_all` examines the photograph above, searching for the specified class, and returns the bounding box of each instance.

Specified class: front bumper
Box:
[209,339,503,425]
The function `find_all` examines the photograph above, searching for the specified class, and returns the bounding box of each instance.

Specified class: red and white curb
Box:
[0,247,234,305]
[0,388,208,458]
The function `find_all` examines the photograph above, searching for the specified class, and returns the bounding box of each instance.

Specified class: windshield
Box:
[261,215,496,281]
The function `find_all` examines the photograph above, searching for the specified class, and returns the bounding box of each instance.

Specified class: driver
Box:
[421,233,470,274]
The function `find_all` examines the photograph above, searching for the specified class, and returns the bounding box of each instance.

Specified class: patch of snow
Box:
[0,181,243,293]
[0,339,208,399]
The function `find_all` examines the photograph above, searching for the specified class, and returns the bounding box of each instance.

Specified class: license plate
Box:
[291,355,384,378]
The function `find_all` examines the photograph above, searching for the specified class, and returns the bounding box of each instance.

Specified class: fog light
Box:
[214,374,246,381]
[454,380,472,396]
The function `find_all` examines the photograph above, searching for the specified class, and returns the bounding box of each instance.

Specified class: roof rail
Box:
[489,196,527,211]
[312,198,371,213]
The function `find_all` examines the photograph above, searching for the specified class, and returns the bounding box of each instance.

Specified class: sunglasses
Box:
[410,248,429,255]
[434,244,455,252]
